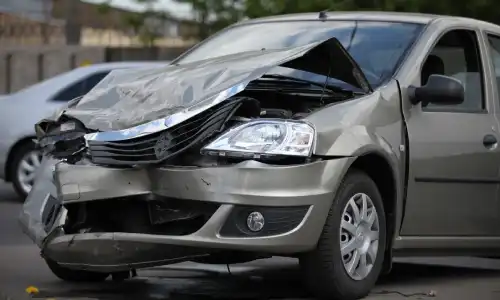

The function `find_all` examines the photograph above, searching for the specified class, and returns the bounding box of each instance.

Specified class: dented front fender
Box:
[305,79,406,236]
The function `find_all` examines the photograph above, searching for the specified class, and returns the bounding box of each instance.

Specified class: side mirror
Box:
[409,74,465,106]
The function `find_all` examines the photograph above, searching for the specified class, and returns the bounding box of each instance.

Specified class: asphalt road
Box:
[2,183,500,299]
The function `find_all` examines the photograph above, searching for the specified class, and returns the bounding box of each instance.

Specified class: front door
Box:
[401,28,500,236]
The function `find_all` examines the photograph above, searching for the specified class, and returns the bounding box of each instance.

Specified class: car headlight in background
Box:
[201,120,315,159]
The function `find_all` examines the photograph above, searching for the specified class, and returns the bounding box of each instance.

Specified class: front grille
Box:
[87,100,244,166]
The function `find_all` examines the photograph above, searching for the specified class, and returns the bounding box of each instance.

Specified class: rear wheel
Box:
[10,141,42,200]
[45,259,109,282]
[300,170,387,300]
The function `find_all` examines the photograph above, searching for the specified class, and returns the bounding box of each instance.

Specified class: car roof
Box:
[238,11,499,28]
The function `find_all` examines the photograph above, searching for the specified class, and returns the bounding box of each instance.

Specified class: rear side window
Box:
[52,71,110,102]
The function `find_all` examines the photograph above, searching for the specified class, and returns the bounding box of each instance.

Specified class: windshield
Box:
[175,20,423,87]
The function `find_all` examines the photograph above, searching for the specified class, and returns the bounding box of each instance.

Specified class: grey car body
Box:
[19,11,500,300]
[0,62,167,198]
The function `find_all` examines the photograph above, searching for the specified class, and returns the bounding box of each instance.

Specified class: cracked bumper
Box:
[23,158,354,272]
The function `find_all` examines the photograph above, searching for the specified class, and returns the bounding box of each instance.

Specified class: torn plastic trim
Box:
[18,157,61,248]
[84,82,249,142]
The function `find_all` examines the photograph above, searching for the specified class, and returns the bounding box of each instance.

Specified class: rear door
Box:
[401,27,500,236]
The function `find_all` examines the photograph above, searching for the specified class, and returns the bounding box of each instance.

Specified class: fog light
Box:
[246,211,265,232]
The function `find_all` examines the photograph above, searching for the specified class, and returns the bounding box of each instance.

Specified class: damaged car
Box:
[19,11,500,300]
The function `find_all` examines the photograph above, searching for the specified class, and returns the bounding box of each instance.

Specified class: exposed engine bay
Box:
[37,77,356,167]
[34,37,372,169]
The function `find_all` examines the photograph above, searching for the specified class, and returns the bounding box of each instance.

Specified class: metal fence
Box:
[0,20,197,47]
[0,21,65,46]
[0,0,51,20]
[0,45,190,94]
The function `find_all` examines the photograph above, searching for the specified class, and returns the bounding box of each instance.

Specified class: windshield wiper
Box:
[260,74,363,95]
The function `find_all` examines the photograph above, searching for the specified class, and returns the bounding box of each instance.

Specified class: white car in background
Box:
[0,61,167,199]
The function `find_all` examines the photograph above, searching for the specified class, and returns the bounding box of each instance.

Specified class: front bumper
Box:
[22,158,353,272]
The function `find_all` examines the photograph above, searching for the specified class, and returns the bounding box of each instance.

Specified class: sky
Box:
[84,0,193,19]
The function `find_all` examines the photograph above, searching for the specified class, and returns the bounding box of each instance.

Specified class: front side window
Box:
[421,29,485,111]
[486,34,500,103]
[175,21,423,88]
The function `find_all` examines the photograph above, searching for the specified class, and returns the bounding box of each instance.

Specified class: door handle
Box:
[483,134,497,148]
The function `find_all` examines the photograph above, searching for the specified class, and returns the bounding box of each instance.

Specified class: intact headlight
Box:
[201,120,315,158]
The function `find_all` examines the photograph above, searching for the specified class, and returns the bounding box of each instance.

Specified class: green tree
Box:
[97,0,170,47]
[245,0,332,18]
[176,0,500,40]
[174,0,245,39]
[96,0,112,15]
[243,0,415,17]
[126,0,165,47]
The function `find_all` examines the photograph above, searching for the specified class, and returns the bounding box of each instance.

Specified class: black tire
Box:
[300,169,387,300]
[45,259,109,282]
[10,140,38,200]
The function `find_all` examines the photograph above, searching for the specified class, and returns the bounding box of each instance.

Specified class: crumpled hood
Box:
[37,37,371,133]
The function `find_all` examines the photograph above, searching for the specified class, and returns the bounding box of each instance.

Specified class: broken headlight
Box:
[201,120,315,158]
[38,121,87,162]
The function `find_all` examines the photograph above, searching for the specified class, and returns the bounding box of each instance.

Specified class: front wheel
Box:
[45,259,109,282]
[300,170,387,300]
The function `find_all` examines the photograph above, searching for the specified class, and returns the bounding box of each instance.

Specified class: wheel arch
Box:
[347,150,402,273]
[5,136,37,182]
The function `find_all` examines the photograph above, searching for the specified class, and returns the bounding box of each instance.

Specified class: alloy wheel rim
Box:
[16,150,42,195]
[340,193,380,281]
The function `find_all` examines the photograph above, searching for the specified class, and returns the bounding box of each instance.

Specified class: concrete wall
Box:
[104,47,188,62]
[0,45,190,94]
